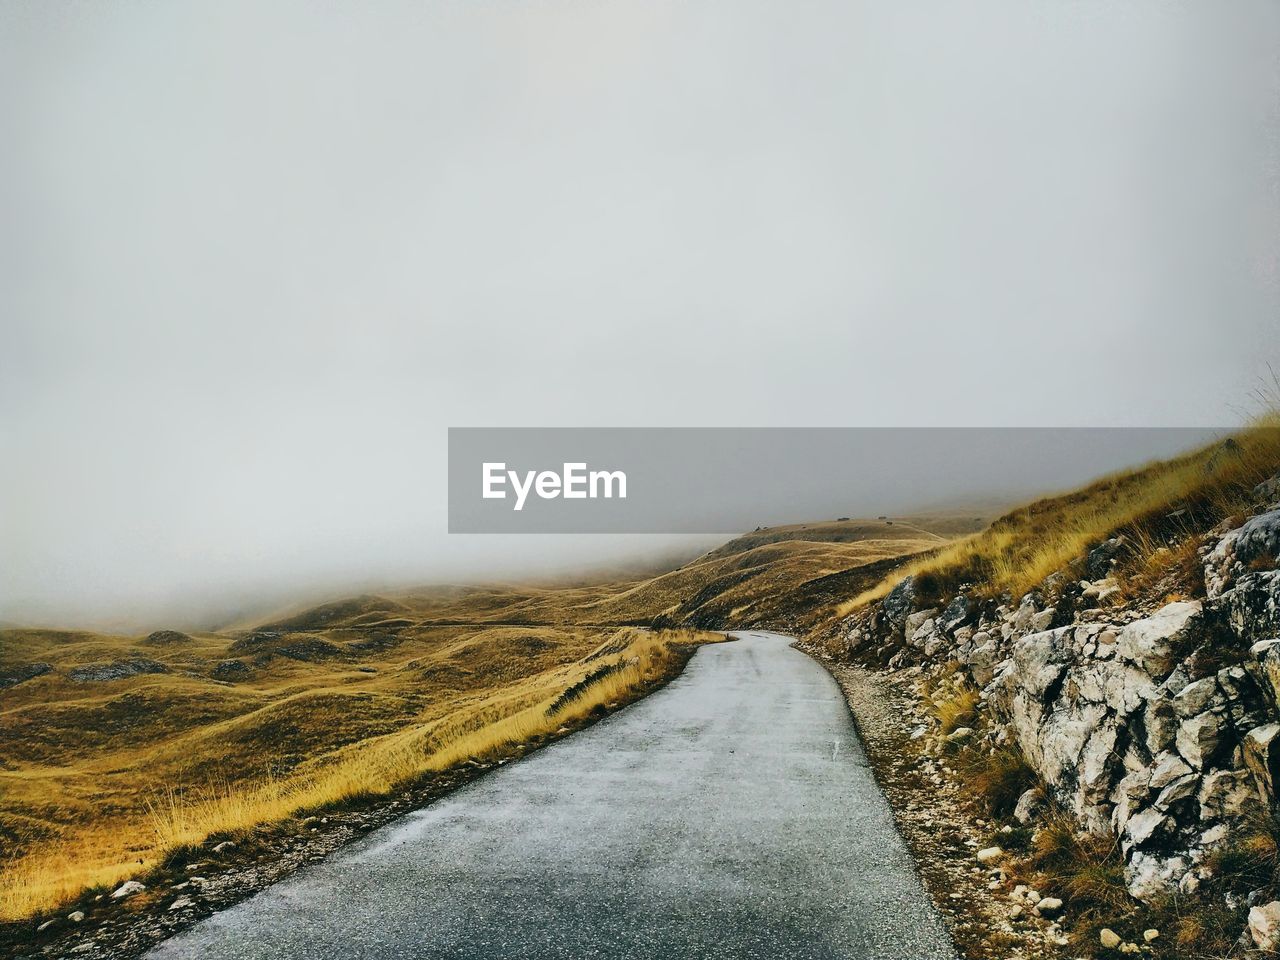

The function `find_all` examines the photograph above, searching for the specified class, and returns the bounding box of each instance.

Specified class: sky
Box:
[2,0,1279,630]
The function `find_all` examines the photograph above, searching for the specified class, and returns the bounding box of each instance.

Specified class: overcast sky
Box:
[2,1,1279,630]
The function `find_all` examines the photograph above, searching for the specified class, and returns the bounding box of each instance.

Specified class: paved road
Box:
[148,631,956,960]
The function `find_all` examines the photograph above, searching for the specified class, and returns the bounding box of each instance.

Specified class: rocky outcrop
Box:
[1220,569,1280,645]
[835,479,1280,907]
[142,629,193,646]
[67,658,169,682]
[1205,508,1280,599]
[211,658,252,681]
[0,662,52,689]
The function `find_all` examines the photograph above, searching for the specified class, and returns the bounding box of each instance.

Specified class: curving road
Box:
[148,631,956,960]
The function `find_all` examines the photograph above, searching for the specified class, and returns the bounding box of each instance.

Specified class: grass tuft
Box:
[930,686,980,736]
[961,747,1037,819]
[1030,817,1130,918]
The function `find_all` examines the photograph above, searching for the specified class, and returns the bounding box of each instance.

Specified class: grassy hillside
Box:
[840,419,1280,614]
[580,518,978,629]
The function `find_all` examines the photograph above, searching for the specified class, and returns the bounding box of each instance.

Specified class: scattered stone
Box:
[212,840,236,853]
[110,880,146,899]
[976,846,1003,864]
[169,896,194,911]
[68,910,85,922]
[1034,896,1063,916]
[1013,787,1047,824]
[1143,928,1159,942]
[1100,927,1122,949]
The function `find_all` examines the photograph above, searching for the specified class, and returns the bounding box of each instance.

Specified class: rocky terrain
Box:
[814,470,1280,957]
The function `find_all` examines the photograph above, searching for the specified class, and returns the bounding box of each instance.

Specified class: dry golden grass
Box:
[962,747,1037,819]
[0,622,716,922]
[838,419,1280,614]
[929,685,980,736]
[590,518,987,629]
[1029,816,1130,915]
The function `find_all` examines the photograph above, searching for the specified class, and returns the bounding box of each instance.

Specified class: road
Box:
[147,631,957,960]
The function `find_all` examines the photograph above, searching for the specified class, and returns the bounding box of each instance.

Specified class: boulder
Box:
[1143,698,1179,756]
[1125,852,1190,902]
[904,610,940,650]
[1153,772,1199,810]
[1148,751,1193,791]
[1171,676,1220,718]
[1035,896,1063,916]
[1122,807,1168,851]
[1029,608,1056,632]
[1115,601,1203,680]
[1078,724,1121,806]
[1111,769,1153,834]
[1221,570,1280,646]
[1243,723,1280,806]
[1086,537,1128,580]
[882,577,919,632]
[1013,787,1048,825]
[1205,529,1243,599]
[1255,473,1280,509]
[1199,769,1262,821]
[1234,509,1280,569]
[1176,712,1223,769]
[1010,628,1072,700]
[968,636,1001,687]
[937,593,975,635]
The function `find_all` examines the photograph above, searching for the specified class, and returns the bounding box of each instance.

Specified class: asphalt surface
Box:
[147,631,957,960]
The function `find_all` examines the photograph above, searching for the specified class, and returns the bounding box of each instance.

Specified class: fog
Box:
[2,1,1278,630]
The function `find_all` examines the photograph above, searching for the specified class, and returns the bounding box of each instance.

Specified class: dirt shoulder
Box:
[802,649,1066,960]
